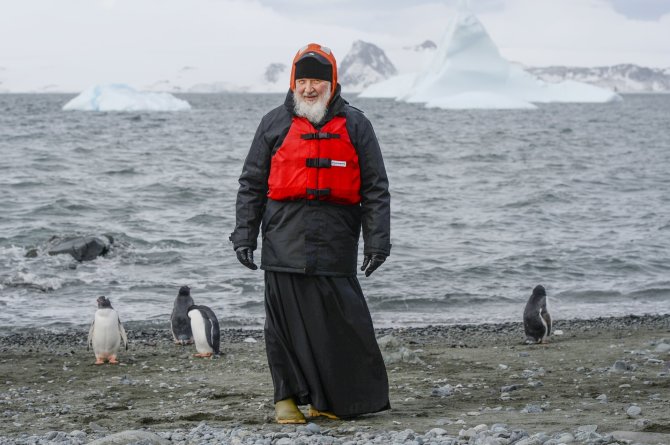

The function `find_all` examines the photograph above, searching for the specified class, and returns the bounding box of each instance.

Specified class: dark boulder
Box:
[47,235,114,261]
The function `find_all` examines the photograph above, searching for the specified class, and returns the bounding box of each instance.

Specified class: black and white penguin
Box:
[523,285,552,344]
[87,296,128,364]
[188,304,221,358]
[170,286,194,345]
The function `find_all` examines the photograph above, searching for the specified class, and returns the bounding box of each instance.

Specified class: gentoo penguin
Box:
[523,285,552,344]
[170,286,194,345]
[187,304,221,358]
[87,296,128,364]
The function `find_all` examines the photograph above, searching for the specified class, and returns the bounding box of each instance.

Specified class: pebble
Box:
[17,422,620,445]
[431,384,457,397]
[500,384,522,393]
[521,404,543,414]
[610,360,635,372]
[626,405,642,417]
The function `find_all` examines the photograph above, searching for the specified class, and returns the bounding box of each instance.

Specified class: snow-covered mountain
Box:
[339,40,397,92]
[404,40,437,52]
[264,63,287,83]
[526,64,670,93]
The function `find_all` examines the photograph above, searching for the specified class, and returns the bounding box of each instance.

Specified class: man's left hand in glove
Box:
[361,253,386,277]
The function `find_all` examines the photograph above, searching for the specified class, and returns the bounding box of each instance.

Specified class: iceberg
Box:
[360,3,622,109]
[62,84,191,111]
[426,91,537,110]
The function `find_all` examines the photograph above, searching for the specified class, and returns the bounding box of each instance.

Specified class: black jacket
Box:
[230,85,391,276]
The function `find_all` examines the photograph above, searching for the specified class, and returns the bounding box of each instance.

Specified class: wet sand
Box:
[0,314,669,442]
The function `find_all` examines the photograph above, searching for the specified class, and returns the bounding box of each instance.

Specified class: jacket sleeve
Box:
[349,112,392,256]
[229,117,273,250]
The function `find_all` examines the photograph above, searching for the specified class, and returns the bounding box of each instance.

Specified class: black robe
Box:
[264,271,390,417]
[231,86,392,417]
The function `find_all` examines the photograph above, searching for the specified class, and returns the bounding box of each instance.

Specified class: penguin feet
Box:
[308,405,339,420]
[193,352,213,358]
[94,358,105,365]
[275,398,306,424]
[108,356,119,364]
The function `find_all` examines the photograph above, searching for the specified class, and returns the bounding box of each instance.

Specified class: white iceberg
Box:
[62,84,191,111]
[426,91,538,110]
[360,3,621,109]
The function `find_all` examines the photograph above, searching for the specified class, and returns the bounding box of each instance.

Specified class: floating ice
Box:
[62,84,191,111]
[426,91,537,110]
[360,4,621,109]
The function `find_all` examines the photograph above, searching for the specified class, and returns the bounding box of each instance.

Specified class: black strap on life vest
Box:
[301,132,341,140]
[306,188,331,197]
[306,158,332,168]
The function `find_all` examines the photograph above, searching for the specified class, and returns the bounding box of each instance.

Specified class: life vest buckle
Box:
[306,158,332,168]
[300,132,341,140]
[306,188,331,197]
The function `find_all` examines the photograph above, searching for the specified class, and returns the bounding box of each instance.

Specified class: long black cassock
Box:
[264,272,389,416]
[230,86,392,417]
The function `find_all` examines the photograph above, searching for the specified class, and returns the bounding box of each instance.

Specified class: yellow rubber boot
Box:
[275,398,306,424]
[308,405,339,420]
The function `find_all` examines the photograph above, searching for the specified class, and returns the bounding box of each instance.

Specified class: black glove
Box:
[235,247,258,270]
[361,253,386,277]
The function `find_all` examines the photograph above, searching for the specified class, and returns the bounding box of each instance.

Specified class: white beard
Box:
[293,82,331,124]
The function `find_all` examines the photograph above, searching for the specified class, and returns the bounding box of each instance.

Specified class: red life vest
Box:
[267,116,361,205]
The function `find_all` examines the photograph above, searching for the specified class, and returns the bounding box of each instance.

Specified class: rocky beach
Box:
[1,314,669,445]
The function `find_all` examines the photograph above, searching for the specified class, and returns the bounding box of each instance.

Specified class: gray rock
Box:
[305,423,321,434]
[88,430,171,445]
[626,405,642,417]
[634,418,653,429]
[500,384,522,393]
[612,431,670,444]
[427,428,448,436]
[431,384,456,397]
[514,437,542,445]
[610,360,635,372]
[555,432,574,443]
[576,424,598,433]
[520,404,543,414]
[88,422,108,433]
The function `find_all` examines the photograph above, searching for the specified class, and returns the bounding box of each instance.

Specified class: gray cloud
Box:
[609,0,670,20]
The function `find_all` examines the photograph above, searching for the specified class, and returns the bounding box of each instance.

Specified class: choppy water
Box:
[1,93,669,330]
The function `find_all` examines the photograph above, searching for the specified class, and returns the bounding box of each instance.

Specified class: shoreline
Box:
[1,314,669,444]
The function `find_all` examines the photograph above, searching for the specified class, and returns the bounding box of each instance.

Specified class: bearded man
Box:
[230,43,391,423]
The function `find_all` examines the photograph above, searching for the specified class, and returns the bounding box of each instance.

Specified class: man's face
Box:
[295,78,330,104]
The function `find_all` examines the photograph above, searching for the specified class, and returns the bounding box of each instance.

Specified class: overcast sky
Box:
[1,0,669,92]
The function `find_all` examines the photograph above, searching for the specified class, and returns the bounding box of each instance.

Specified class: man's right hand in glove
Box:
[235,246,258,270]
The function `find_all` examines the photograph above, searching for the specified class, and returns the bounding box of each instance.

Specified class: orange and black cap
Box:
[290,43,338,96]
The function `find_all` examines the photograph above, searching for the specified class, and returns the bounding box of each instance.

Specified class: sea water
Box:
[1,93,668,329]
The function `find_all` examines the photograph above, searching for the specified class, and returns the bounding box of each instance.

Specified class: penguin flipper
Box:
[87,320,95,350]
[118,318,128,350]
[542,310,552,337]
[198,305,221,355]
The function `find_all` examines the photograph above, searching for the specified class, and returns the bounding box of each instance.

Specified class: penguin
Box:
[523,285,552,344]
[170,285,194,345]
[187,304,221,358]
[87,296,128,364]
